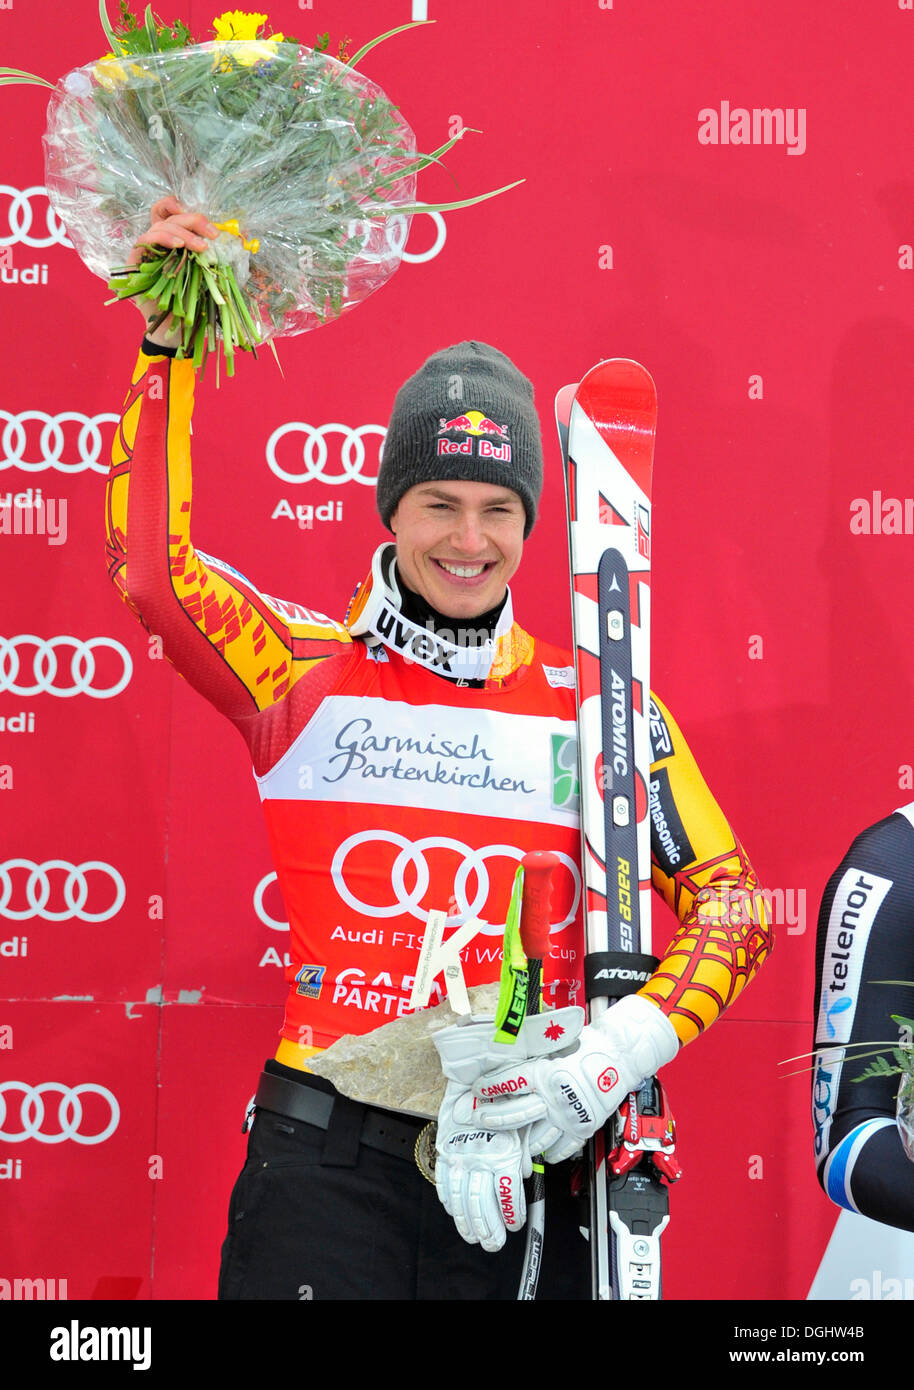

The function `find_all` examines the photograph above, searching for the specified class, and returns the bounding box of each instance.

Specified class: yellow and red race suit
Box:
[106,348,772,1063]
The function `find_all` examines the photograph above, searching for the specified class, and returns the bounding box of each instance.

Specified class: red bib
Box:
[256,640,584,1047]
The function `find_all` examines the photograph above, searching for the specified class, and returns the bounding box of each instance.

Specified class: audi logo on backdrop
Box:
[344,208,447,265]
[0,189,445,260]
[0,636,133,698]
[254,871,288,931]
[0,860,126,923]
[0,186,72,249]
[266,422,385,486]
[386,209,447,263]
[331,832,581,934]
[0,411,119,474]
[0,1082,120,1145]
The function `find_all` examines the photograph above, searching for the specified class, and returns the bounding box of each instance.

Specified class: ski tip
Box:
[582,356,653,374]
[573,359,658,447]
[554,383,577,463]
[578,358,656,394]
[554,382,578,423]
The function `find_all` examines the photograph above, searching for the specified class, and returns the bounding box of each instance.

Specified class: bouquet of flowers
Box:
[2,3,518,376]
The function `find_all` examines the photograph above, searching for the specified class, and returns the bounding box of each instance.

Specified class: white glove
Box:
[431,1007,584,1250]
[432,1005,585,1084]
[434,1081,533,1252]
[470,995,680,1163]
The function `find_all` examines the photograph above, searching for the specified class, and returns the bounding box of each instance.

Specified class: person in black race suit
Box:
[813,802,914,1231]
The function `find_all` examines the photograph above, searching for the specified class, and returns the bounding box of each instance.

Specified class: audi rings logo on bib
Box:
[597,1067,620,1093]
[266,422,385,486]
[331,830,581,934]
[0,186,72,249]
[0,1082,119,1145]
[0,636,132,699]
[0,861,126,923]
[1,411,119,474]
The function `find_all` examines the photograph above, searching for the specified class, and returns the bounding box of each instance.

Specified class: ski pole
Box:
[516,850,559,1301]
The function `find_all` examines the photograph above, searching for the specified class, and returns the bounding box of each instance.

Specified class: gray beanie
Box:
[376,341,543,537]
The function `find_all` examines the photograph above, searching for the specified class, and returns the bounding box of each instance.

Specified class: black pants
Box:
[218,1062,591,1301]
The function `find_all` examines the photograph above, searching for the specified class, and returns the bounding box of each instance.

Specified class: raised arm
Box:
[638,694,773,1044]
[105,200,354,754]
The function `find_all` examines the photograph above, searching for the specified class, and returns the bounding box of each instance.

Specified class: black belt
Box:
[254,1069,430,1166]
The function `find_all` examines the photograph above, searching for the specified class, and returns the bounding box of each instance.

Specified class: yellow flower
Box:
[212,10,268,41]
[214,40,285,69]
[214,219,260,253]
[94,45,150,86]
[211,11,284,66]
[95,52,129,87]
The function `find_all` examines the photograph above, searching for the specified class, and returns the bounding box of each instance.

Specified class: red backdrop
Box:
[3,0,914,1303]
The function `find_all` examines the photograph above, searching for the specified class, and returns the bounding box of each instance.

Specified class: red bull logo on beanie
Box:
[437,410,512,462]
[438,410,509,438]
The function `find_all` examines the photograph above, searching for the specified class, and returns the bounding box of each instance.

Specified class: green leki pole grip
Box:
[493,864,529,1045]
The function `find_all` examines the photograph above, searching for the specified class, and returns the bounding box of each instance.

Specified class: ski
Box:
[557,359,670,1300]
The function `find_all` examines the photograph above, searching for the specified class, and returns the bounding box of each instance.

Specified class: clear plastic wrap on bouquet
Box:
[42,40,418,338]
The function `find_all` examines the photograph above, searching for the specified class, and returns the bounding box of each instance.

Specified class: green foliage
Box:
[853,1013,914,1084]
[112,1,195,53]
[107,242,260,379]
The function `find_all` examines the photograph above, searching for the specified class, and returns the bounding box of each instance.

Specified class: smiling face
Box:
[389,480,526,620]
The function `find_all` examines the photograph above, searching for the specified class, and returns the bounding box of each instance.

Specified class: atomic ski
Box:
[557,360,673,1301]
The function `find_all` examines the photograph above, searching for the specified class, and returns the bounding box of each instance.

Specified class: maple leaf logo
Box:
[544,1021,565,1041]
